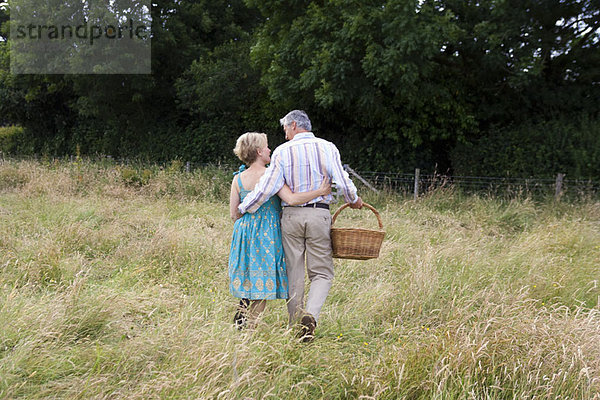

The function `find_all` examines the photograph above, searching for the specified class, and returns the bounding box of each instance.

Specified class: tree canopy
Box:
[0,0,599,177]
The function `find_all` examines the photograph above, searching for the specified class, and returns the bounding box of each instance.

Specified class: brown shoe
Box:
[298,314,316,342]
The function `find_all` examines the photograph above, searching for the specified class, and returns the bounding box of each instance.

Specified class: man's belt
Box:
[286,203,329,210]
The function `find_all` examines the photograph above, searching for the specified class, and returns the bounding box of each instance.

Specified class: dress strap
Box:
[233,165,247,192]
[237,172,245,191]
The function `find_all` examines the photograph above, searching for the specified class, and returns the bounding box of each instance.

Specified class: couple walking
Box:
[228,110,362,342]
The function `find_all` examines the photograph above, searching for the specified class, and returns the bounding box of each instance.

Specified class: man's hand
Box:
[349,196,363,209]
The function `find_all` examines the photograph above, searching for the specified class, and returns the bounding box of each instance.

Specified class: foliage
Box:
[0,125,24,154]
[452,115,600,179]
[0,2,7,44]
[0,0,599,176]
[438,0,600,130]
[245,0,599,172]
[175,39,280,164]
[247,0,476,171]
[118,166,153,186]
[0,0,263,160]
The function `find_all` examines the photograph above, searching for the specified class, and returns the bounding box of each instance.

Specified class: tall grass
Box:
[1,159,599,399]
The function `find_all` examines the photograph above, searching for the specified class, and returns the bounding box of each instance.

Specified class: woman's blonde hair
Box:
[233,132,267,165]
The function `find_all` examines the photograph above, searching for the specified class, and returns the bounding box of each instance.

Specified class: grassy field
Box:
[0,159,599,399]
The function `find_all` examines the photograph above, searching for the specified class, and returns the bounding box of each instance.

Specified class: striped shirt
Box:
[238,132,358,214]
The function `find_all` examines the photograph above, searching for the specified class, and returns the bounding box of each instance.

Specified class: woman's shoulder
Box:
[240,170,265,191]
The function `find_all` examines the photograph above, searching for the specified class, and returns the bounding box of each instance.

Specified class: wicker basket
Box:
[331,202,385,260]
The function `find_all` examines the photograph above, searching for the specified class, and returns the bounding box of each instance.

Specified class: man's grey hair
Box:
[279,110,312,131]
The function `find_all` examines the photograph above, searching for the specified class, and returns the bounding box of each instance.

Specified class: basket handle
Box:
[331,202,384,230]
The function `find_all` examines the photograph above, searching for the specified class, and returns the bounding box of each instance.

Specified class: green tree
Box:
[247,0,599,172]
[176,38,279,163]
[438,0,600,128]
[0,2,7,43]
[65,0,262,158]
[246,0,476,170]
[2,0,598,177]
[0,0,264,158]
[440,0,600,177]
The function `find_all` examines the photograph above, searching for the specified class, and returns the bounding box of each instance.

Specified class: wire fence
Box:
[355,169,600,199]
[1,154,599,199]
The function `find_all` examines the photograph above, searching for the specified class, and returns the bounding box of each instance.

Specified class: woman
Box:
[228,132,330,329]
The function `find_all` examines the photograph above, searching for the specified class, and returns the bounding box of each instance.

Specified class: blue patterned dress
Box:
[228,169,288,300]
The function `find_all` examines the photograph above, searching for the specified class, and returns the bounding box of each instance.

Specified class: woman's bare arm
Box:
[229,178,242,222]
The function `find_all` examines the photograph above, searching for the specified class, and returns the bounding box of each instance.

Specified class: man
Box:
[238,110,363,342]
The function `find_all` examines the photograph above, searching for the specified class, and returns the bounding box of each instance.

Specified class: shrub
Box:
[119,167,153,186]
[0,125,25,155]
[452,114,600,179]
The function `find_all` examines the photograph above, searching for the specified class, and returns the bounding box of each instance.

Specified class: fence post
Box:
[555,173,565,200]
[414,168,420,201]
[343,164,379,193]
[186,161,191,173]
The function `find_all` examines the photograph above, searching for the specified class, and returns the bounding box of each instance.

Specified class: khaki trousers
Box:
[281,207,333,324]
